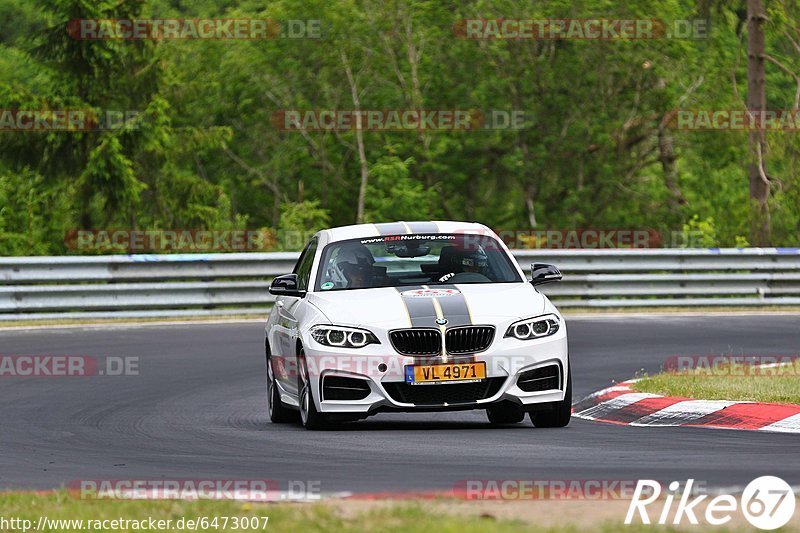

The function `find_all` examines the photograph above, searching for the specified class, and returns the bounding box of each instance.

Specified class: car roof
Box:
[320,221,494,243]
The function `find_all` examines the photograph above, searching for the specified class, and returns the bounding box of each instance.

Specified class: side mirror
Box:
[269,273,306,297]
[530,263,562,286]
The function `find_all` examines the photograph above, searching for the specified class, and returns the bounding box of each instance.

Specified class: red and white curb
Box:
[572,380,800,434]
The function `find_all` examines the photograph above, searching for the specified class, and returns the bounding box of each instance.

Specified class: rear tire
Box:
[266,341,296,423]
[530,367,572,428]
[486,404,525,424]
[298,350,330,430]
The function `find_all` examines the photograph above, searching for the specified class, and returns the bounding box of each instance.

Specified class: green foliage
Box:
[277,200,331,251]
[78,135,144,219]
[0,0,799,255]
[0,167,71,255]
[681,215,718,248]
[364,155,432,223]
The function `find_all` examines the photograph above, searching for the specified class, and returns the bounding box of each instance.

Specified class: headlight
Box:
[504,314,560,340]
[310,325,380,348]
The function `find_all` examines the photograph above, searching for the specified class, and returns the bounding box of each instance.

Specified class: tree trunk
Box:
[341,49,369,224]
[657,127,685,215]
[747,0,771,245]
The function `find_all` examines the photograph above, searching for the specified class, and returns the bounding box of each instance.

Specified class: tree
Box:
[746,0,770,245]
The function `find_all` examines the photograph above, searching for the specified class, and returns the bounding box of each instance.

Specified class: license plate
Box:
[404,362,486,385]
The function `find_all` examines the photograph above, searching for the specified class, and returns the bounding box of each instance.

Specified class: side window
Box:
[294,238,318,291]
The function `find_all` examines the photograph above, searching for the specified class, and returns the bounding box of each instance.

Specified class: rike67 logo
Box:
[626,476,796,530]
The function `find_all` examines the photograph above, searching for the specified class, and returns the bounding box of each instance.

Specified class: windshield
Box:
[314,233,522,291]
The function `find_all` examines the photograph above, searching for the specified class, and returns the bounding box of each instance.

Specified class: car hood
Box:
[306,283,545,328]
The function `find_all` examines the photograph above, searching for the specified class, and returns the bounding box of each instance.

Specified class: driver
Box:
[333,243,375,288]
[439,248,490,282]
[340,262,372,288]
[460,249,488,274]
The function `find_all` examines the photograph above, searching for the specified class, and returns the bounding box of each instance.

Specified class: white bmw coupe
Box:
[264,221,570,430]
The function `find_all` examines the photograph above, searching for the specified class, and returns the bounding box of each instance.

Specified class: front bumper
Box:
[303,325,569,416]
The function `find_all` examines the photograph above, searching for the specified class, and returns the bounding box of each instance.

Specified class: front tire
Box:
[266,342,296,423]
[298,349,329,430]
[530,366,572,428]
[486,404,525,424]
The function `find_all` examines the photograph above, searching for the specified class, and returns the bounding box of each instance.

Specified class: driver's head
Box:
[334,243,375,288]
[460,249,488,273]
[341,262,371,288]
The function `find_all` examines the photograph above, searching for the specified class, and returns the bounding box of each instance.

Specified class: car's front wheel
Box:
[298,349,329,430]
[266,342,296,423]
[486,403,525,424]
[530,367,572,428]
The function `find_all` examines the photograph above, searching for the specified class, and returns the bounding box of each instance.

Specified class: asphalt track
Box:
[1,315,799,494]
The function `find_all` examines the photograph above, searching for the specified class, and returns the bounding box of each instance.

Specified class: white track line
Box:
[631,400,737,427]
[759,412,800,434]
[573,392,659,420]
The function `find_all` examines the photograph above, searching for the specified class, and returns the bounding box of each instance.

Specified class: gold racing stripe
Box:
[459,286,474,325]
[398,289,413,328]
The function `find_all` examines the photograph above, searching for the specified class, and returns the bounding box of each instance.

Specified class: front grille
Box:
[322,376,371,401]
[383,378,505,406]
[390,329,441,355]
[445,326,495,354]
[517,365,561,392]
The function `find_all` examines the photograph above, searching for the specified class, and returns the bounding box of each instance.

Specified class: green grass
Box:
[0,491,761,532]
[634,363,800,404]
[0,492,529,533]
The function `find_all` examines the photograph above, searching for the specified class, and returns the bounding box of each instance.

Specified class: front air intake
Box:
[383,377,505,406]
[322,375,371,401]
[516,364,561,392]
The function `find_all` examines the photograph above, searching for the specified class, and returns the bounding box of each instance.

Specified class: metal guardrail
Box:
[1,249,799,319]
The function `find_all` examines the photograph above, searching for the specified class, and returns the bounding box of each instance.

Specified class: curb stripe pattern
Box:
[761,413,800,433]
[631,399,737,427]
[573,381,800,434]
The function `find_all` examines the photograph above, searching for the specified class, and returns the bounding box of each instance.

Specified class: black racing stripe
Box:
[395,287,438,328]
[406,221,438,233]
[374,222,408,236]
[436,295,471,327]
[436,285,472,327]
